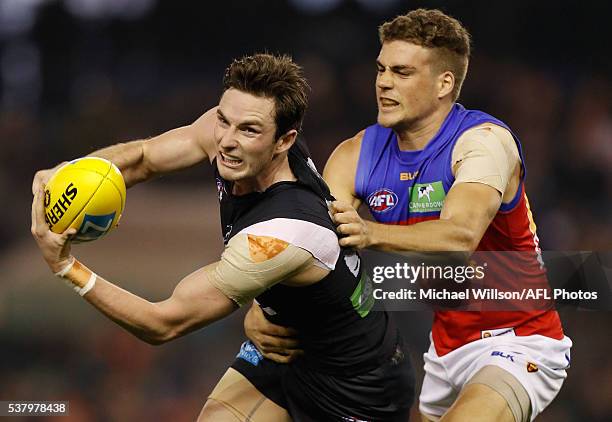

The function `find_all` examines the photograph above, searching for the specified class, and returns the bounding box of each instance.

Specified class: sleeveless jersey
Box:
[215,165,396,375]
[355,103,564,356]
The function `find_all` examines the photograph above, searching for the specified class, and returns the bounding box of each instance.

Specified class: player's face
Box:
[215,89,279,185]
[376,40,441,130]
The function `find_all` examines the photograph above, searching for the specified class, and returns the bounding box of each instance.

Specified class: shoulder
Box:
[266,182,326,203]
[236,217,340,270]
[324,129,365,174]
[453,123,519,160]
[460,122,512,139]
[328,129,365,163]
[323,130,366,203]
[257,183,332,225]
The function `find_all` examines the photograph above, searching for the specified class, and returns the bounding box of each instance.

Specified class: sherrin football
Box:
[43,157,126,242]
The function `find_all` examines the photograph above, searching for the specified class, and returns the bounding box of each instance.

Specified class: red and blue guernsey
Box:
[355,103,564,356]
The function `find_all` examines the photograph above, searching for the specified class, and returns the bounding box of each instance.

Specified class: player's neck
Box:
[233,156,296,195]
[394,103,453,151]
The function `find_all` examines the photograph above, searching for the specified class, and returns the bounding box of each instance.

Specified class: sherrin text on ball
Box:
[43,157,126,242]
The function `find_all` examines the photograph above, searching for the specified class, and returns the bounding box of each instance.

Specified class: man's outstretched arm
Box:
[32,185,321,345]
[31,185,237,344]
[32,107,219,192]
[84,262,237,345]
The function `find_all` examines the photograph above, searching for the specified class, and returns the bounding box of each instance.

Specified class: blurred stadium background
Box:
[0,0,610,420]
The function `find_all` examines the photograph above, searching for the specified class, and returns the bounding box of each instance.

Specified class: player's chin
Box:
[217,164,243,180]
[376,109,403,128]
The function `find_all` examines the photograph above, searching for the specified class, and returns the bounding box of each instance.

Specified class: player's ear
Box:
[274,129,297,154]
[437,70,455,99]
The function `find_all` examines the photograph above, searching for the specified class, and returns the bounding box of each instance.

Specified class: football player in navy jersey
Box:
[32,53,414,421]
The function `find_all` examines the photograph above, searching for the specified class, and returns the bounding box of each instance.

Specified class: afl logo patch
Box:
[368,189,398,213]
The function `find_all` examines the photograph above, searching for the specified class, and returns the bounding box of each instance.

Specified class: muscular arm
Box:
[322,131,364,208]
[332,124,518,254]
[84,263,237,345]
[31,187,326,345]
[30,183,235,344]
[90,107,218,187]
[68,236,321,344]
[366,182,501,253]
[32,107,219,192]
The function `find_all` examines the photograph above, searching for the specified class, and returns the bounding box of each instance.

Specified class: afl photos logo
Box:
[367,189,398,213]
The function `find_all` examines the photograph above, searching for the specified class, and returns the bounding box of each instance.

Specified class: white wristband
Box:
[54,256,97,296]
[76,272,97,296]
[54,256,76,278]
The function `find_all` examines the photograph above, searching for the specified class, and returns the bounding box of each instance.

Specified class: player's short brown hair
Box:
[379,9,471,101]
[223,53,309,139]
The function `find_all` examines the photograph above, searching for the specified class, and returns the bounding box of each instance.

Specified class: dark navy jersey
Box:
[214,161,395,376]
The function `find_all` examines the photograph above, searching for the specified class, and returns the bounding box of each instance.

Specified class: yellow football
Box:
[43,157,126,242]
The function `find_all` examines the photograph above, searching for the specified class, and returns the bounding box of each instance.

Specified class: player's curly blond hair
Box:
[379,9,471,101]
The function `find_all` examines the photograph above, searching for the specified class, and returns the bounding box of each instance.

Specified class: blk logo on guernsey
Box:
[491,350,515,362]
[399,171,419,181]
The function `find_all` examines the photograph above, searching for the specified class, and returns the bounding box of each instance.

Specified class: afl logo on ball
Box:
[44,189,51,207]
[368,189,398,213]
